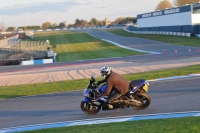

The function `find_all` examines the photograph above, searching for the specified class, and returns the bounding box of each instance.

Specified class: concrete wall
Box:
[192,14,200,24]
[137,5,192,28]
[21,59,53,65]
[138,12,192,28]
[134,4,200,34]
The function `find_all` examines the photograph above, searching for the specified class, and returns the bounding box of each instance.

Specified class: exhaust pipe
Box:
[112,99,141,106]
[127,99,142,106]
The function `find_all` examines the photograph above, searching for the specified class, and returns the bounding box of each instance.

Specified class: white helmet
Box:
[100,66,112,78]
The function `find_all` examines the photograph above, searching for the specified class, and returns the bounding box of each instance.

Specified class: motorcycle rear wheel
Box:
[131,92,151,110]
[81,101,101,115]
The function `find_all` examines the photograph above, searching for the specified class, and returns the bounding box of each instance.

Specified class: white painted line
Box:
[68,117,131,126]
[148,74,200,82]
[194,113,200,116]
[86,32,160,54]
[101,39,160,54]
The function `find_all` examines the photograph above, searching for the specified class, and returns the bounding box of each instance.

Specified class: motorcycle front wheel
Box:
[131,92,151,110]
[80,101,101,115]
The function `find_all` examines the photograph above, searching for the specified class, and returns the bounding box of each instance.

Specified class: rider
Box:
[97,66,130,109]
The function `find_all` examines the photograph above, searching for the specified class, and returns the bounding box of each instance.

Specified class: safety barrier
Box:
[21,58,53,65]
[195,34,200,38]
[33,26,123,32]
[0,58,25,66]
[123,28,192,37]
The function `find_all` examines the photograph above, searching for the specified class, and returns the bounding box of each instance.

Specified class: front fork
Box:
[83,97,105,106]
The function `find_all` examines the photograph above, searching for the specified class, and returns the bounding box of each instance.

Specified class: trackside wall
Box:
[128,4,200,36]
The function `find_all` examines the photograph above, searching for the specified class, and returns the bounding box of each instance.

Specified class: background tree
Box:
[59,22,67,28]
[67,24,74,28]
[74,19,88,27]
[6,27,15,31]
[18,26,25,30]
[74,19,81,27]
[18,25,41,30]
[81,20,88,27]
[89,18,98,26]
[52,23,58,29]
[113,17,137,24]
[156,0,173,10]
[98,20,105,26]
[113,17,125,24]
[174,0,200,6]
[32,25,41,30]
[42,22,51,29]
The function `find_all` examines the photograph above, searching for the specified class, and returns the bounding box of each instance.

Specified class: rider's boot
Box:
[108,104,113,109]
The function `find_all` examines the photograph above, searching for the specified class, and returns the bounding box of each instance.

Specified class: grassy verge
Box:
[34,31,143,62]
[21,116,200,133]
[106,29,200,47]
[0,64,199,100]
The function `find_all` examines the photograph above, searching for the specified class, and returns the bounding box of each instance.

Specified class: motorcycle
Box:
[81,75,151,115]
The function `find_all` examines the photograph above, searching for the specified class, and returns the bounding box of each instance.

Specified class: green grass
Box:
[0,64,199,100]
[20,116,200,133]
[107,29,200,47]
[34,31,143,62]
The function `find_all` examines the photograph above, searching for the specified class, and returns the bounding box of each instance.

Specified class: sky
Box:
[0,0,175,28]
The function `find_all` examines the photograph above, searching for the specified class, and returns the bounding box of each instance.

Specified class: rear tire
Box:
[81,101,101,115]
[131,92,151,110]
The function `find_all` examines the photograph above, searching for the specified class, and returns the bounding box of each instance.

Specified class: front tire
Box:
[131,92,151,110]
[81,101,101,115]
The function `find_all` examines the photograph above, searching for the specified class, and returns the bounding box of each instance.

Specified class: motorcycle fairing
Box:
[82,97,93,102]
[143,84,149,92]
[99,84,107,93]
[130,79,145,92]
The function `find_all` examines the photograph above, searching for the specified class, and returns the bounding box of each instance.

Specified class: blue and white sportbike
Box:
[81,75,151,115]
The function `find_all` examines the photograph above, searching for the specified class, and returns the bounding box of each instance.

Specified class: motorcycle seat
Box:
[130,79,144,89]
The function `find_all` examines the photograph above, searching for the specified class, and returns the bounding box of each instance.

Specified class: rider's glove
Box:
[97,81,102,86]
[90,78,95,83]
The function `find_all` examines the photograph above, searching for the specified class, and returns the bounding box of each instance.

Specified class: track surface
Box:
[0,30,200,129]
[0,76,200,129]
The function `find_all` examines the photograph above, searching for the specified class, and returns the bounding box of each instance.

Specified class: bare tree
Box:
[155,0,173,10]
[52,23,58,28]
[174,0,200,6]
[0,22,6,32]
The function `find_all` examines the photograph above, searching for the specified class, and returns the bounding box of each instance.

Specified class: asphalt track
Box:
[0,76,200,129]
[0,30,200,130]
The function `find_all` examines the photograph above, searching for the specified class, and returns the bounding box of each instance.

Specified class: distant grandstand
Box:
[127,2,200,36]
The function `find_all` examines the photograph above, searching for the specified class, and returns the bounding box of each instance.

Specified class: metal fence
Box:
[0,34,19,48]
[1,40,51,53]
[0,35,51,66]
[10,40,50,52]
